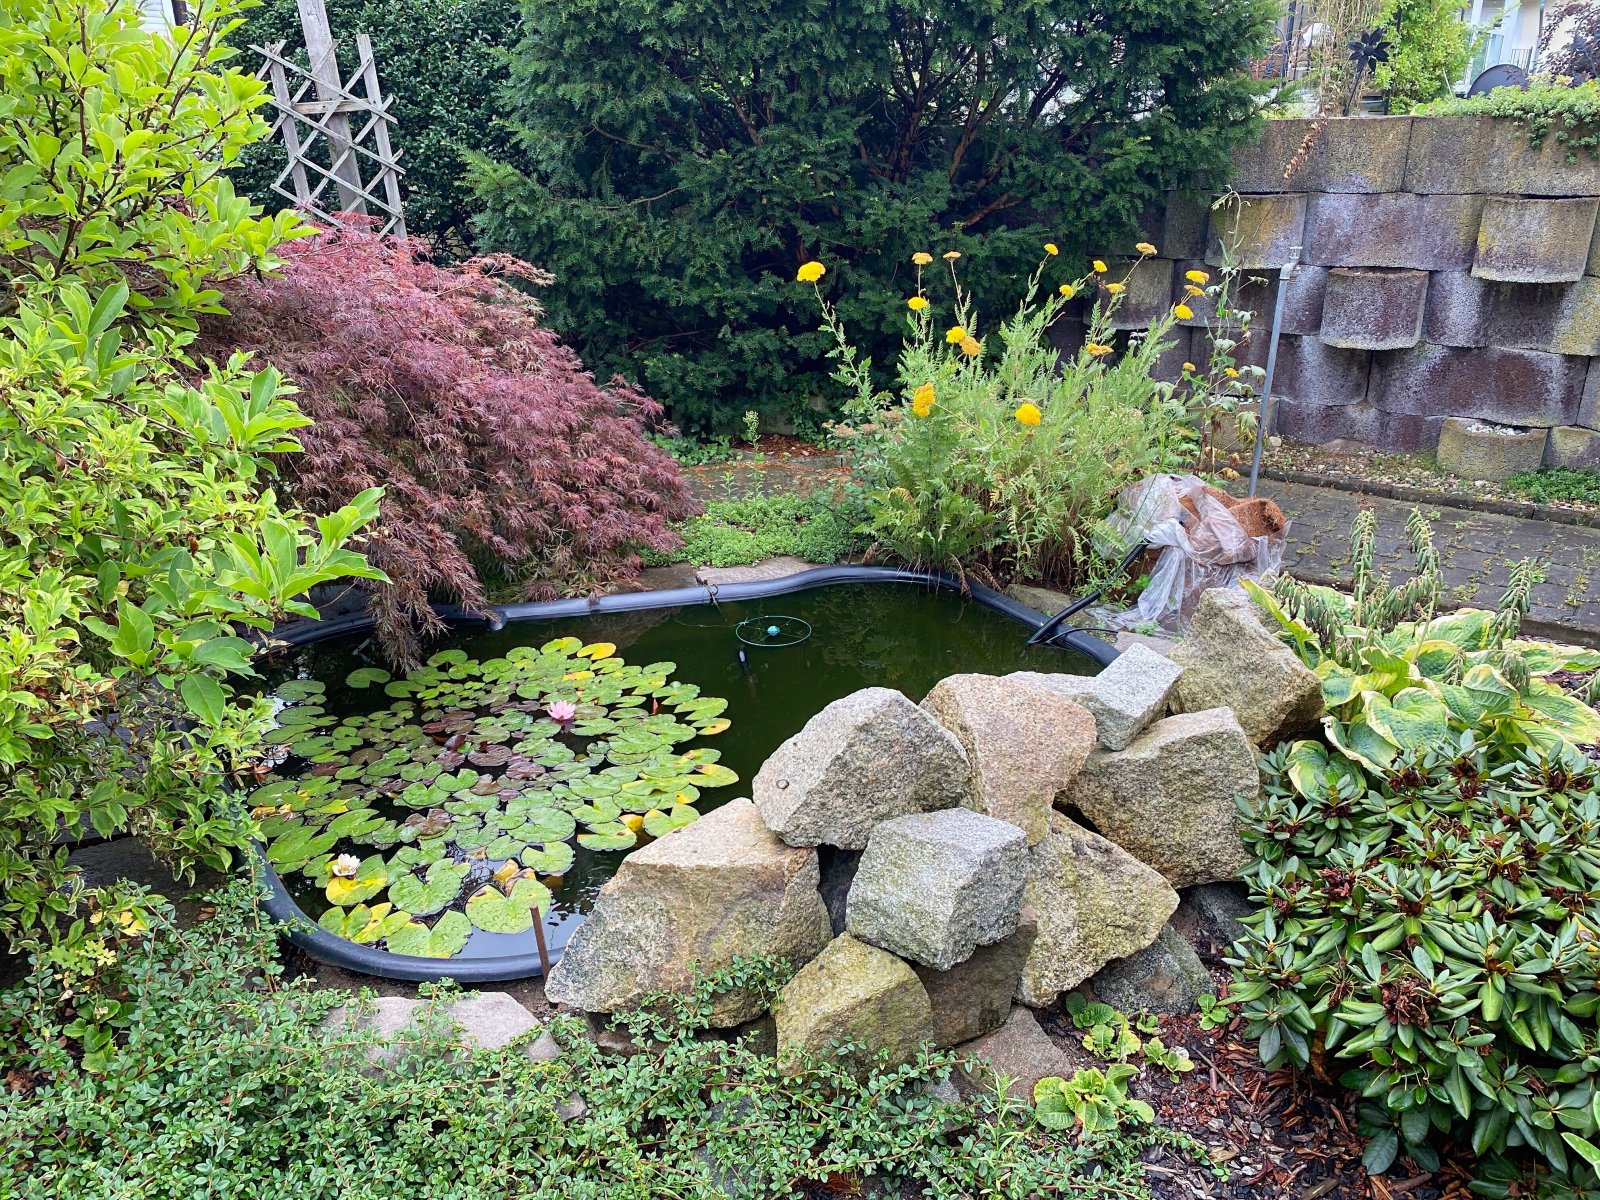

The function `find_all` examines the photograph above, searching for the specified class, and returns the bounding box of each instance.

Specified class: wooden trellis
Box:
[254,32,406,236]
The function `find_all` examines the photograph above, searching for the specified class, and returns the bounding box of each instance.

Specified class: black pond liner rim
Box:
[256,565,1119,983]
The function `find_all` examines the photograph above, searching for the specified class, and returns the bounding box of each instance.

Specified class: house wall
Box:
[1096,116,1600,467]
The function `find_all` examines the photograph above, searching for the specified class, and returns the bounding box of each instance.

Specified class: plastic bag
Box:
[1096,474,1287,631]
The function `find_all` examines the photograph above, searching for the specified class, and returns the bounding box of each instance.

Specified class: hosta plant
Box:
[257,638,736,956]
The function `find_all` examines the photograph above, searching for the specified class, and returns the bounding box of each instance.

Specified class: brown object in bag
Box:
[1176,484,1286,552]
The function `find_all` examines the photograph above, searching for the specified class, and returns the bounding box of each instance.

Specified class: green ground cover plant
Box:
[0,0,382,977]
[2,882,1221,1200]
[468,0,1276,432]
[1506,467,1600,505]
[646,492,868,568]
[1231,510,1600,1193]
[1421,80,1600,159]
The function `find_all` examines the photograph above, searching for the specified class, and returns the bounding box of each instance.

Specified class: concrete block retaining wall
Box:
[1094,116,1600,459]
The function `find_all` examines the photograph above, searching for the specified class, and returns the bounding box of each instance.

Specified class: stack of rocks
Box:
[544,587,1323,1073]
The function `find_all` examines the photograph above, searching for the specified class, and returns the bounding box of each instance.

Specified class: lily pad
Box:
[267,825,338,871]
[346,667,393,689]
[577,824,637,852]
[325,855,389,906]
[387,860,471,915]
[519,841,575,876]
[319,902,412,944]
[643,805,699,838]
[387,911,473,958]
[465,878,551,934]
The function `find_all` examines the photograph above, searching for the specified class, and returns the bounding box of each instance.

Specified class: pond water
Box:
[260,582,1099,964]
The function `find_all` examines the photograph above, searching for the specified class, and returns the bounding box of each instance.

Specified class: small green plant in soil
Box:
[651,431,741,465]
[256,638,736,956]
[1236,508,1600,1189]
[645,491,867,568]
[1506,466,1600,505]
[2,884,1224,1200]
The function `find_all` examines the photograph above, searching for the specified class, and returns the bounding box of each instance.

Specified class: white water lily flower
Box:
[331,853,361,878]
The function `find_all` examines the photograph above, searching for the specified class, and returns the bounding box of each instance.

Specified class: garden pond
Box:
[256,581,1102,969]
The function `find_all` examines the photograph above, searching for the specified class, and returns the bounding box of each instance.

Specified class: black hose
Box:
[1026,541,1151,647]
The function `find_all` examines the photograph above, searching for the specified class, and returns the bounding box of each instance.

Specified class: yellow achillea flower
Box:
[1106,282,1126,295]
[1135,241,1157,255]
[796,261,825,283]
[960,335,982,357]
[1085,343,1113,357]
[943,251,961,261]
[1058,283,1075,298]
[1225,367,1240,378]
[1092,259,1108,273]
[1185,269,1210,284]
[908,296,928,311]
[913,252,934,265]
[1184,284,1205,297]
[1173,303,1194,320]
[945,325,966,344]
[912,383,935,417]
[1014,402,1042,426]
[1044,242,1059,256]
[1182,362,1197,372]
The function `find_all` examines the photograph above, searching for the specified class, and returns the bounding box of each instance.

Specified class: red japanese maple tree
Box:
[199,221,694,665]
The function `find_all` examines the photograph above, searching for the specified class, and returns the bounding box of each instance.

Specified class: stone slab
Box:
[1368,342,1586,427]
[1303,193,1485,271]
[1474,197,1599,284]
[1319,268,1427,350]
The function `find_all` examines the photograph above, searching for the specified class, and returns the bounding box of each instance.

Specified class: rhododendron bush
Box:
[199,224,694,664]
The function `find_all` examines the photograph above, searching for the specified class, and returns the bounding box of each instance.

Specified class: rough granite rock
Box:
[1169,588,1323,746]
[1009,641,1182,752]
[544,798,832,1026]
[753,687,970,848]
[1177,881,1255,953]
[921,673,1096,843]
[773,933,935,1074]
[1016,813,1178,1007]
[1085,924,1213,1015]
[956,1005,1076,1101]
[1060,709,1257,889]
[846,808,1028,970]
[914,910,1038,1047]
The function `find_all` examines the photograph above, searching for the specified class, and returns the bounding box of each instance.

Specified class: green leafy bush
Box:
[1,883,1220,1199]
[468,0,1276,431]
[646,492,867,568]
[1370,0,1477,112]
[1507,466,1600,505]
[814,251,1195,588]
[230,0,521,254]
[0,0,382,971]
[1231,510,1600,1187]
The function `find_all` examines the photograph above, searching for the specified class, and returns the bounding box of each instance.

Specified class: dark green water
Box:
[266,582,1099,961]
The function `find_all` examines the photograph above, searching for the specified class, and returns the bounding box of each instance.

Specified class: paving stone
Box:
[1319,268,1427,350]
[1474,197,1599,283]
[1303,193,1485,271]
[847,808,1029,970]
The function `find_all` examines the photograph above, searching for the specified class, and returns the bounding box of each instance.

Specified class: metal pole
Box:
[1248,246,1301,498]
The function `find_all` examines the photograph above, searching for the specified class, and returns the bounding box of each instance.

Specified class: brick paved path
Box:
[1256,478,1600,648]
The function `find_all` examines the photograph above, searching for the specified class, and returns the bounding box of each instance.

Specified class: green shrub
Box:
[230,0,521,254]
[813,250,1198,588]
[1,882,1220,1199]
[1232,510,1600,1188]
[468,0,1276,432]
[649,492,867,568]
[1506,466,1600,505]
[0,0,382,971]
[1370,0,1477,112]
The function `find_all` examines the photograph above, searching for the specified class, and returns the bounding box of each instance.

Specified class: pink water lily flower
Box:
[547,700,577,723]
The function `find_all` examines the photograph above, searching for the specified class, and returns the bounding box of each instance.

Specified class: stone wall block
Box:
[1278,336,1371,406]
[1322,116,1414,192]
[1421,271,1493,348]
[1278,265,1329,335]
[1319,268,1428,350]
[1473,197,1599,284]
[1403,115,1504,194]
[1303,193,1484,271]
[1229,119,1322,192]
[1105,257,1176,329]
[1207,194,1308,270]
[1423,274,1600,355]
[1273,398,1444,452]
[1546,425,1600,468]
[1581,359,1600,430]
[1368,343,1585,427]
[1155,192,1211,259]
[1437,418,1549,482]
